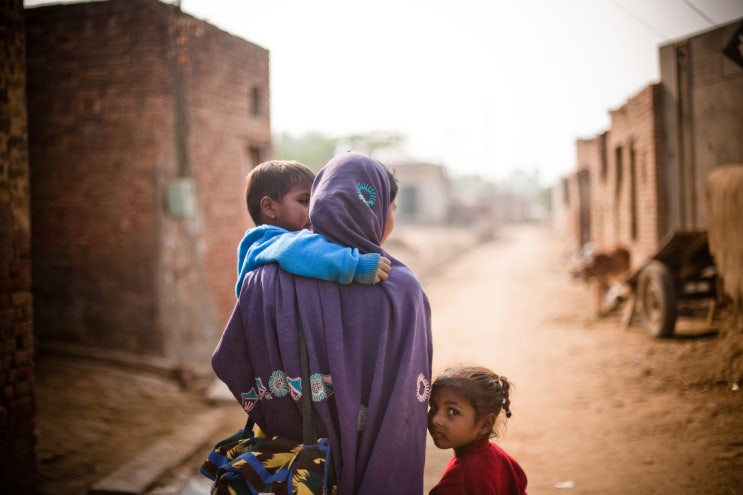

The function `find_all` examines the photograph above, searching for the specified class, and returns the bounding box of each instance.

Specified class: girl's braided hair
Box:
[431,365,513,438]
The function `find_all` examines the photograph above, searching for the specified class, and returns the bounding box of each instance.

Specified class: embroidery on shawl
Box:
[356,182,377,207]
[416,373,431,403]
[240,389,259,412]
[288,376,303,400]
[242,371,334,411]
[255,377,269,398]
[310,373,334,401]
[269,370,288,397]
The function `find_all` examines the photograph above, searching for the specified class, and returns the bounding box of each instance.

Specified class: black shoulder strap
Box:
[242,295,316,444]
[297,302,317,444]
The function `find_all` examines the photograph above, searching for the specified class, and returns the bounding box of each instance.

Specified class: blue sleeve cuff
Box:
[353,253,381,284]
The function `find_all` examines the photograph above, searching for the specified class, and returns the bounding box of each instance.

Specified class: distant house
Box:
[25,0,271,372]
[390,161,451,225]
[560,156,593,250]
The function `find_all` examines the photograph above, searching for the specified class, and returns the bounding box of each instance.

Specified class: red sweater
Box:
[429,438,528,495]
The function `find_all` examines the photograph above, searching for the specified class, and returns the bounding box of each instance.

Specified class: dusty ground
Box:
[34,224,743,494]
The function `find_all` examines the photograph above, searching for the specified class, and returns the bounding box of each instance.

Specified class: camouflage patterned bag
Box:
[200,426,336,495]
[200,301,336,494]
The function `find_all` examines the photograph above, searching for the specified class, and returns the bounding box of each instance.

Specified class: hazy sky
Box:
[24,0,743,185]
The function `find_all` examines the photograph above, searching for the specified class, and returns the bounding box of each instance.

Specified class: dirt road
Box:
[412,224,742,494]
[36,224,742,494]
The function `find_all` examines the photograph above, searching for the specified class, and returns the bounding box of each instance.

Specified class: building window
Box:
[577,169,591,246]
[249,146,263,168]
[629,142,638,240]
[400,186,418,217]
[250,86,261,116]
[561,177,570,205]
[600,133,608,181]
[615,146,623,197]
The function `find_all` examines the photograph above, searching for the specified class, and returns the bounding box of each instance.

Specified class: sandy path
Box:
[405,224,742,494]
[35,223,741,495]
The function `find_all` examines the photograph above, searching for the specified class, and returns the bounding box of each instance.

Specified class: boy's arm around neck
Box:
[235,226,381,297]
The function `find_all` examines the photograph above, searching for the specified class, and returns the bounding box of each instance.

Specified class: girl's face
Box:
[428,387,491,452]
[270,183,312,231]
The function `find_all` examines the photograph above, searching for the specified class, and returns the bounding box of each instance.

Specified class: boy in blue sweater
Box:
[235,159,391,297]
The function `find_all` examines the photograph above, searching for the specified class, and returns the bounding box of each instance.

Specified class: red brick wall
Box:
[179,15,270,327]
[27,0,172,354]
[26,0,269,370]
[575,135,604,251]
[567,21,743,271]
[604,84,664,267]
[577,86,663,269]
[1,0,36,491]
[579,135,599,251]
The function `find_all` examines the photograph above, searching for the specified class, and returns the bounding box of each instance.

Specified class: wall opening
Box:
[630,141,638,240]
[250,86,261,117]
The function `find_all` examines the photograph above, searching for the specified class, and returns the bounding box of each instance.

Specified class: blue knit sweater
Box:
[235,225,381,297]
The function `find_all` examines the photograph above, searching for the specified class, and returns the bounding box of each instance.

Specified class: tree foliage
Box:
[336,131,407,157]
[273,131,338,172]
[273,130,408,172]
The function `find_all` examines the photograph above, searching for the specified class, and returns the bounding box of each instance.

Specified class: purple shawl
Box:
[212,152,433,494]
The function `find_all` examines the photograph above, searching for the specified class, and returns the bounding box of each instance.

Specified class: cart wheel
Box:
[637,261,677,338]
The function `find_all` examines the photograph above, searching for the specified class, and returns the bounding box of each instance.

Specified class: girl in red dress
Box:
[428,366,528,495]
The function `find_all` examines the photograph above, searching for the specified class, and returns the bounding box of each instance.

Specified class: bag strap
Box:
[296,302,317,444]
[242,295,316,445]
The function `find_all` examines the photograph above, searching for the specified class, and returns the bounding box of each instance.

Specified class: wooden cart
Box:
[625,230,718,338]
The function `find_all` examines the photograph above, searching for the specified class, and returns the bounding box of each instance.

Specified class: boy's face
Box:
[272,182,312,231]
[427,387,490,452]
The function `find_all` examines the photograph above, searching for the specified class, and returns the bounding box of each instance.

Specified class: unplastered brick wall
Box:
[578,85,663,269]
[575,135,605,251]
[26,0,269,370]
[571,21,743,270]
[27,0,172,354]
[561,172,579,252]
[605,84,664,266]
[177,13,270,328]
[0,0,36,491]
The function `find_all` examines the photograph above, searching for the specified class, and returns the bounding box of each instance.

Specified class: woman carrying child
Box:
[428,365,528,495]
[234,159,391,297]
[212,152,432,494]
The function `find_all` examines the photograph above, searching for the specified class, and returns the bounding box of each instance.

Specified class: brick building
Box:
[567,137,598,249]
[572,84,665,268]
[25,0,271,372]
[1,0,36,491]
[561,18,743,272]
[659,19,743,232]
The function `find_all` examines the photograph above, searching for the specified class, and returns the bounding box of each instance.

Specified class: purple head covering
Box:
[310,152,390,254]
[212,152,432,494]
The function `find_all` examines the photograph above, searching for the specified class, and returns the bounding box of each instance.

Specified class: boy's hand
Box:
[375,256,392,283]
